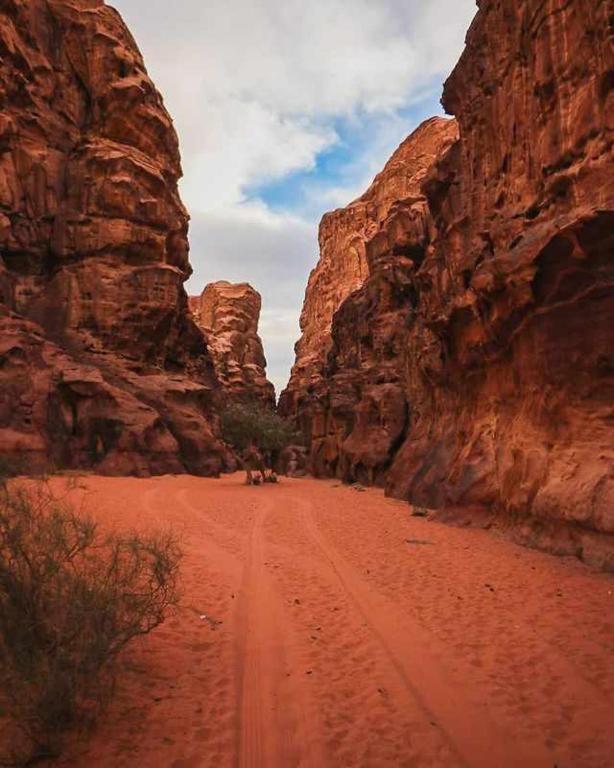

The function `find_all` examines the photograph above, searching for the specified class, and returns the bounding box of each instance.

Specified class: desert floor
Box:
[50,473,613,768]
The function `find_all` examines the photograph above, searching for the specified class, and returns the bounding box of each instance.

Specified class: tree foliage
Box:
[219,403,299,455]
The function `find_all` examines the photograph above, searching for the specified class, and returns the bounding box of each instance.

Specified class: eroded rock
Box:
[190,281,275,408]
[285,0,614,566]
[387,0,614,565]
[305,119,458,483]
[0,0,227,475]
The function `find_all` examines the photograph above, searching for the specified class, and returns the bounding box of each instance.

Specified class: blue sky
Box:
[111,0,478,395]
[247,88,447,218]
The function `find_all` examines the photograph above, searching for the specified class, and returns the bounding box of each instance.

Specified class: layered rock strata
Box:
[190,281,275,407]
[0,0,227,475]
[285,0,614,567]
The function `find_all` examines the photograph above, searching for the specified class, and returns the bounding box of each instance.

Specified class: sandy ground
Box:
[45,473,614,768]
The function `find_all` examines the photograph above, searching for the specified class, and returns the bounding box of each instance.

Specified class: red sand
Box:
[49,474,613,767]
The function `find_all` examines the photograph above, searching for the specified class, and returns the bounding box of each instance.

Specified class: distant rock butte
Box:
[0,0,228,475]
[283,0,614,569]
[190,282,275,408]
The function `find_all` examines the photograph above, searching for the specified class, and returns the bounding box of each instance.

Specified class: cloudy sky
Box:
[111,0,477,395]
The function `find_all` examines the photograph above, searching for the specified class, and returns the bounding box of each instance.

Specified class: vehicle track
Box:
[290,493,552,768]
[52,474,614,768]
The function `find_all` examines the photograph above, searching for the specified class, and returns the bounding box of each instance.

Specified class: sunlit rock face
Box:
[278,117,458,428]
[0,0,228,475]
[292,118,459,483]
[190,282,275,408]
[287,0,614,567]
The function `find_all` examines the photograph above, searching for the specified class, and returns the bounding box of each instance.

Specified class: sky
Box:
[111,0,477,395]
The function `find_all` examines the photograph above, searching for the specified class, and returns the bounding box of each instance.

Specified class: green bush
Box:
[220,403,299,455]
[0,480,181,763]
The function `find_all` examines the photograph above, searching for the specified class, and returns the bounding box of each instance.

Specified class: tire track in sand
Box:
[234,495,326,768]
[49,475,614,768]
[292,493,555,768]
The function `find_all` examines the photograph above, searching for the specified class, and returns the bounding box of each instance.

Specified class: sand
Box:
[46,473,614,768]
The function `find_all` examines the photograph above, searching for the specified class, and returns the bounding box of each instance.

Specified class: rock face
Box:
[190,282,275,407]
[0,0,227,475]
[285,0,614,567]
[280,118,459,479]
[278,117,458,423]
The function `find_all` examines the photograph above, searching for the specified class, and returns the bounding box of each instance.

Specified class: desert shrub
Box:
[220,403,299,456]
[0,480,181,763]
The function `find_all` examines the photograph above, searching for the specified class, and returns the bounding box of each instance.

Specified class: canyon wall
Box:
[0,0,228,475]
[281,118,459,478]
[190,282,275,407]
[278,117,458,424]
[285,0,614,567]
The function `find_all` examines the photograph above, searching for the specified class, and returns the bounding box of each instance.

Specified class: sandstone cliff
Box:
[281,118,459,477]
[190,282,275,407]
[285,0,614,568]
[278,117,458,422]
[0,0,227,475]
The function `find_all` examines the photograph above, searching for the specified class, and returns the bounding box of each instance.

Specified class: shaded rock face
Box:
[389,0,614,565]
[287,0,614,567]
[190,282,275,407]
[0,0,227,475]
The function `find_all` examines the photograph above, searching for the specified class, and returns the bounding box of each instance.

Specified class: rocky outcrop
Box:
[389,0,614,567]
[190,282,275,407]
[0,0,227,475]
[278,117,458,423]
[289,118,459,480]
[286,0,614,568]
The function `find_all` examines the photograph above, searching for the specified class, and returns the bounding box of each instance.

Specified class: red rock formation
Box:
[287,0,614,568]
[278,118,458,424]
[190,281,275,407]
[288,118,459,480]
[388,0,614,567]
[0,0,227,475]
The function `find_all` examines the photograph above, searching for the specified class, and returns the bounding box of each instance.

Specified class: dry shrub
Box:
[0,479,181,764]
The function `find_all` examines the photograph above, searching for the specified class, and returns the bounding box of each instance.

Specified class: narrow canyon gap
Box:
[0,1,613,767]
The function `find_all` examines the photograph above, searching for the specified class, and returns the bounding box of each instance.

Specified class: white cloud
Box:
[110,0,477,394]
[180,101,337,210]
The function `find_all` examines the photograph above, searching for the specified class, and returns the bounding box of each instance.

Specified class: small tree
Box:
[220,403,299,458]
[0,479,181,764]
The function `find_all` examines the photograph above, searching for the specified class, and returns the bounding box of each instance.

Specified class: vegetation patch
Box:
[220,403,299,456]
[0,478,181,765]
